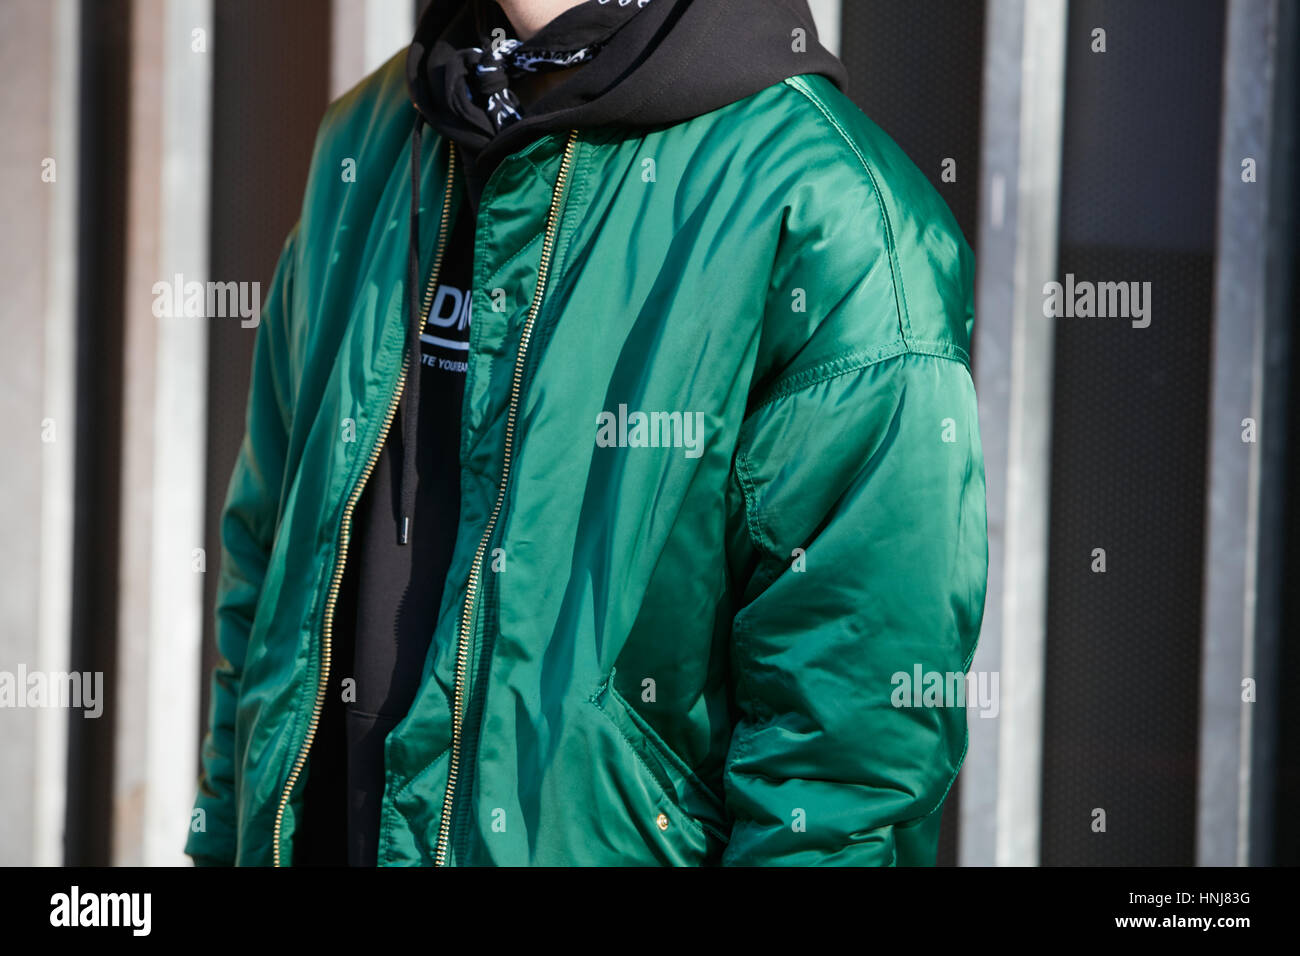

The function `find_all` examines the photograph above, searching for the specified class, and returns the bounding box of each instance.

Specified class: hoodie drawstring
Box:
[399,112,425,545]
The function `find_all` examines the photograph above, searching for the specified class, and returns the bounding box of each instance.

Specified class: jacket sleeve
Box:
[721,346,987,866]
[185,226,298,865]
[719,110,988,862]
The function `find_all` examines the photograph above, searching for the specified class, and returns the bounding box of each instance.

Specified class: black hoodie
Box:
[295,0,846,866]
[409,0,847,210]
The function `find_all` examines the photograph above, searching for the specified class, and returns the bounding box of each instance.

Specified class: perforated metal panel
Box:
[1278,237,1300,864]
[1270,1,1300,866]
[1041,0,1225,866]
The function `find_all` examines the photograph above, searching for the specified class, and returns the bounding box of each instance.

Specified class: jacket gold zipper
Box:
[271,144,458,867]
[434,129,579,866]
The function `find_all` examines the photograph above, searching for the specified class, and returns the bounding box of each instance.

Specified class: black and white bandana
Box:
[463,0,656,132]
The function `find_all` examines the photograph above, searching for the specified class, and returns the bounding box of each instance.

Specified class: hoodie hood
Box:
[407,0,848,197]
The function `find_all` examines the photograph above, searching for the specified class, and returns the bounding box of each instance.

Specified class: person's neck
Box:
[495,0,587,42]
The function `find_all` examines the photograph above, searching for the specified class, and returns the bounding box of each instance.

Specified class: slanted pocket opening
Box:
[590,669,730,847]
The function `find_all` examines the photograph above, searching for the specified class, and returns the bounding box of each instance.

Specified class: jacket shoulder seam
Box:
[781,75,913,347]
[749,340,971,415]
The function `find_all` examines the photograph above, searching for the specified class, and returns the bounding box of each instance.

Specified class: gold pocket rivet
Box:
[656,812,670,831]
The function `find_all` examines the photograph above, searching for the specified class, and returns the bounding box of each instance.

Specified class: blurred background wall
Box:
[0,0,1295,866]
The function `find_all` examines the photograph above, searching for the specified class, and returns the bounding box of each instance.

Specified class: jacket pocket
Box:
[380,744,452,865]
[590,669,730,850]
